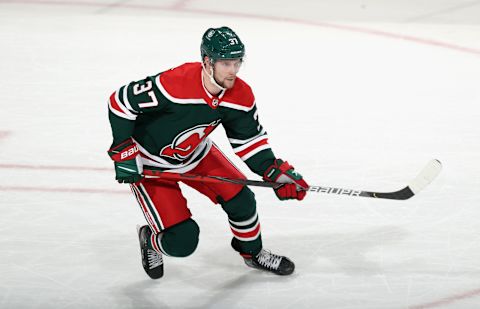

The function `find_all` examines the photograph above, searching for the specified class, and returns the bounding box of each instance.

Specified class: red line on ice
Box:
[409,288,480,309]
[0,185,127,194]
[170,0,193,10]
[0,131,11,139]
[0,163,110,171]
[0,164,119,195]
[2,0,480,57]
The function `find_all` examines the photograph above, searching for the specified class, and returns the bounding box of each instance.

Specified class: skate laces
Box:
[255,249,282,270]
[147,249,163,269]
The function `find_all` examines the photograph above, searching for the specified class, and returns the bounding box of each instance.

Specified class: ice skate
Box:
[232,238,295,275]
[137,225,164,279]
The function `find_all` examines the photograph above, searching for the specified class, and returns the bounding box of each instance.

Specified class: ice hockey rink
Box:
[0,0,479,308]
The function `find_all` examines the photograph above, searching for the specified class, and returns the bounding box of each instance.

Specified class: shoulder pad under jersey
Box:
[157,62,204,102]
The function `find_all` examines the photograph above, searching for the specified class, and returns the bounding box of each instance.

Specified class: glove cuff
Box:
[108,137,139,162]
[263,159,293,182]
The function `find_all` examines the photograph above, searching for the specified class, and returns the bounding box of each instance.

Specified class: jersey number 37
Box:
[133,81,159,108]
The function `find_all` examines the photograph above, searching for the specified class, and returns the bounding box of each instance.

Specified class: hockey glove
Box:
[263,159,309,201]
[108,138,143,184]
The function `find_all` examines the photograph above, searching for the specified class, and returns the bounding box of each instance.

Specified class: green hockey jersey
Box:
[108,62,275,176]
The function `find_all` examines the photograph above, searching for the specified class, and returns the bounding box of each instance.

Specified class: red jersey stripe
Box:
[109,92,126,115]
[235,139,269,158]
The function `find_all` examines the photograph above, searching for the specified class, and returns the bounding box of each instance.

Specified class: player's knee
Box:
[221,187,257,220]
[161,219,200,257]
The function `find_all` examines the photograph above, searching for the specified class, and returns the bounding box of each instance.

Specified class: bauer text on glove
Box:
[108,138,143,183]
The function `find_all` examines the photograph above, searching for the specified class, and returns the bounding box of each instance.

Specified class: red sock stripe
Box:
[150,233,162,254]
[230,223,261,240]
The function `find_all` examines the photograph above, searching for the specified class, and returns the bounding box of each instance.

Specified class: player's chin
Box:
[223,79,236,89]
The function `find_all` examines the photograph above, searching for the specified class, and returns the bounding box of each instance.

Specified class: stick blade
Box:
[408,159,442,194]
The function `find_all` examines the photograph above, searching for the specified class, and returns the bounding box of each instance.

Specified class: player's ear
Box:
[203,56,212,68]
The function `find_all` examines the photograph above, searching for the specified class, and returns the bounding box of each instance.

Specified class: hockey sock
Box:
[221,187,262,255]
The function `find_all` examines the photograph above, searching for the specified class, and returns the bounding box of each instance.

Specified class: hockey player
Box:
[107,26,309,279]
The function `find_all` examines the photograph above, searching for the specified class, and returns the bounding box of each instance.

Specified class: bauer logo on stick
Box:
[309,186,362,196]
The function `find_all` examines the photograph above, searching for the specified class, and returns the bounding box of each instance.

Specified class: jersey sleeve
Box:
[108,75,167,146]
[221,103,276,176]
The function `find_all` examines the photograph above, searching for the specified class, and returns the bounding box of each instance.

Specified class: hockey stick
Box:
[142,159,442,200]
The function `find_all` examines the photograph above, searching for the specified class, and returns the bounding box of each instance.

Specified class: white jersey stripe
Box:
[138,183,165,230]
[211,143,244,175]
[121,86,137,113]
[240,144,271,161]
[108,99,136,120]
[114,89,137,118]
[156,75,206,105]
[131,185,160,233]
[108,91,137,120]
[232,135,269,153]
[220,100,256,112]
[228,128,266,145]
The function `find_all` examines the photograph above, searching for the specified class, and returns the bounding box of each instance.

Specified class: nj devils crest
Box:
[160,120,220,161]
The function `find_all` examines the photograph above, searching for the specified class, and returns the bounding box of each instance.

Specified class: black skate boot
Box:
[231,238,295,276]
[137,225,164,279]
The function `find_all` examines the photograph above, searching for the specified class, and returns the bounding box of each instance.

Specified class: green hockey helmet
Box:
[201,26,245,63]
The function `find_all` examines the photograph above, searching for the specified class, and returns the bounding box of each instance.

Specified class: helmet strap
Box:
[202,59,226,92]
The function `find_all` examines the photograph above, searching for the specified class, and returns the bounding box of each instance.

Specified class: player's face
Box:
[213,59,242,89]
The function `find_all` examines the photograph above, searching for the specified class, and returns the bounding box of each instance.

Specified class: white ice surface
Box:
[0,1,479,309]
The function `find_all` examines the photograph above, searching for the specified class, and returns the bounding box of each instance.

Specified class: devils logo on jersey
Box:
[160,120,221,161]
